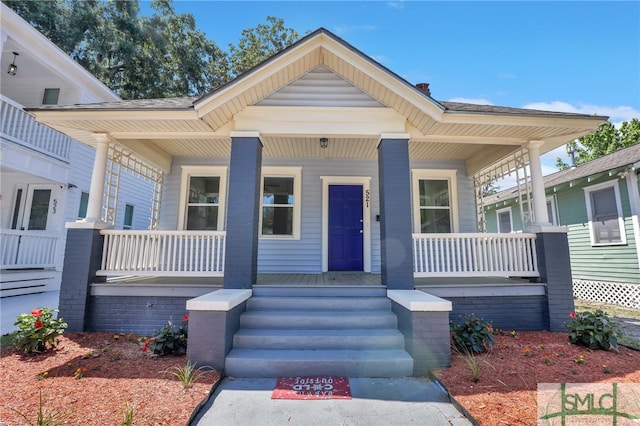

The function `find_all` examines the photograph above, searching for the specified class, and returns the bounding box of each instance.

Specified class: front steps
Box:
[224,286,414,378]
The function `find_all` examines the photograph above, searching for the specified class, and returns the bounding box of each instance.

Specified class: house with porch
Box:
[1,4,153,298]
[30,28,606,377]
[484,143,640,310]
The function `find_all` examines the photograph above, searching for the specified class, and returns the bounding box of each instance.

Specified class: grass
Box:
[162,361,211,389]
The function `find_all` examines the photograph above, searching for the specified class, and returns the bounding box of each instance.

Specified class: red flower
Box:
[142,337,153,352]
[569,312,576,319]
[182,314,189,322]
[34,321,43,329]
[31,309,43,317]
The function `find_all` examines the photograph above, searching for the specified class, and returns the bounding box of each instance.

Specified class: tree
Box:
[4,0,297,99]
[556,118,640,170]
[227,16,299,78]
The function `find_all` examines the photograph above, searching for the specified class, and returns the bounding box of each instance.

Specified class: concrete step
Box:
[233,328,405,350]
[224,348,414,378]
[246,296,391,311]
[239,310,398,329]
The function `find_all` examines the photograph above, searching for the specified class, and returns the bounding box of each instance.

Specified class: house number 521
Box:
[365,190,370,208]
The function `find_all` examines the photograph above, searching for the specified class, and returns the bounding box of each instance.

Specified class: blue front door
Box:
[329,185,364,271]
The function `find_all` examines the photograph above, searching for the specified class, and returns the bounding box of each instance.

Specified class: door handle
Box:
[359,230,363,234]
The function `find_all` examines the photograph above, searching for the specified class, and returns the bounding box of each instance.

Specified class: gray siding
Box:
[160,157,476,274]
[411,159,476,233]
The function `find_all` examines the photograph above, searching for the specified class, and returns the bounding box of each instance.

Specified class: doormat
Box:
[271,376,351,400]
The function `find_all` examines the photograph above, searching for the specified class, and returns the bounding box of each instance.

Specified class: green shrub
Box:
[11,308,67,354]
[450,314,494,354]
[567,310,620,351]
[144,315,189,356]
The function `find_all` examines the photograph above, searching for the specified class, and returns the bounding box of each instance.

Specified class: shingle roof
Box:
[32,96,602,121]
[440,102,600,120]
[34,97,197,110]
[484,143,640,205]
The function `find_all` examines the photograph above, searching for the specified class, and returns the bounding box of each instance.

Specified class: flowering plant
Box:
[566,310,620,351]
[11,308,67,353]
[450,313,494,354]
[143,314,189,356]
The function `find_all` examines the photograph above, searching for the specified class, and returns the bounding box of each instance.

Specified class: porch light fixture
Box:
[7,52,19,76]
[320,137,329,149]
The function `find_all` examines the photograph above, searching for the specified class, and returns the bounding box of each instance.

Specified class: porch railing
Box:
[98,230,226,277]
[0,230,58,269]
[1,96,72,161]
[413,233,539,278]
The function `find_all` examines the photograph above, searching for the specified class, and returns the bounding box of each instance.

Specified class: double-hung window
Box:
[178,166,227,230]
[412,169,458,233]
[260,167,301,239]
[583,181,626,245]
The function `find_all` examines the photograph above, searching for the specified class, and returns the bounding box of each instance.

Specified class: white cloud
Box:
[522,101,640,124]
[447,97,494,105]
[387,1,404,10]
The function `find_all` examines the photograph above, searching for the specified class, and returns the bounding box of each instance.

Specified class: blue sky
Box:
[141,1,640,173]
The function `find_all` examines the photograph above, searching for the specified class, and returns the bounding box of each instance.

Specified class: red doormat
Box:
[271,376,352,400]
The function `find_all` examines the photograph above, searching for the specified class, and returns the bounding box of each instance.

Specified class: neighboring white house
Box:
[1,4,153,296]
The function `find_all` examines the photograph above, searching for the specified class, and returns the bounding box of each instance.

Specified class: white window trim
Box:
[411,169,459,233]
[583,180,627,246]
[546,195,559,226]
[259,166,302,240]
[320,176,372,273]
[496,206,513,233]
[177,166,228,231]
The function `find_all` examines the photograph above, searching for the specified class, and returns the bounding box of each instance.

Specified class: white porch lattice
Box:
[104,144,164,229]
[573,279,640,309]
[475,148,532,231]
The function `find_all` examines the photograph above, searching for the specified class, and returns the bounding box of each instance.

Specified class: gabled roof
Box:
[29,28,606,173]
[484,143,640,205]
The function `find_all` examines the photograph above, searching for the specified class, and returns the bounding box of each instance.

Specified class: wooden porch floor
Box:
[105,273,532,287]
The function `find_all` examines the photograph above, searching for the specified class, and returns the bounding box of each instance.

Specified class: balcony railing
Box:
[98,230,226,277]
[0,230,58,269]
[1,96,71,161]
[413,233,539,278]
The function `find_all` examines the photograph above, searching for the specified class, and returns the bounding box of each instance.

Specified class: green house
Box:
[484,143,640,309]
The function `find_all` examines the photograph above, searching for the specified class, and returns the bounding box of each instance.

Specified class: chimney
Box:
[416,83,431,96]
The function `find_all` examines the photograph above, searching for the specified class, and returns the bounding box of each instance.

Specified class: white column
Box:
[526,140,550,225]
[85,134,109,223]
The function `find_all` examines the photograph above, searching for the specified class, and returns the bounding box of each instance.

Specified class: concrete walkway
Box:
[1,291,60,335]
[190,377,473,426]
